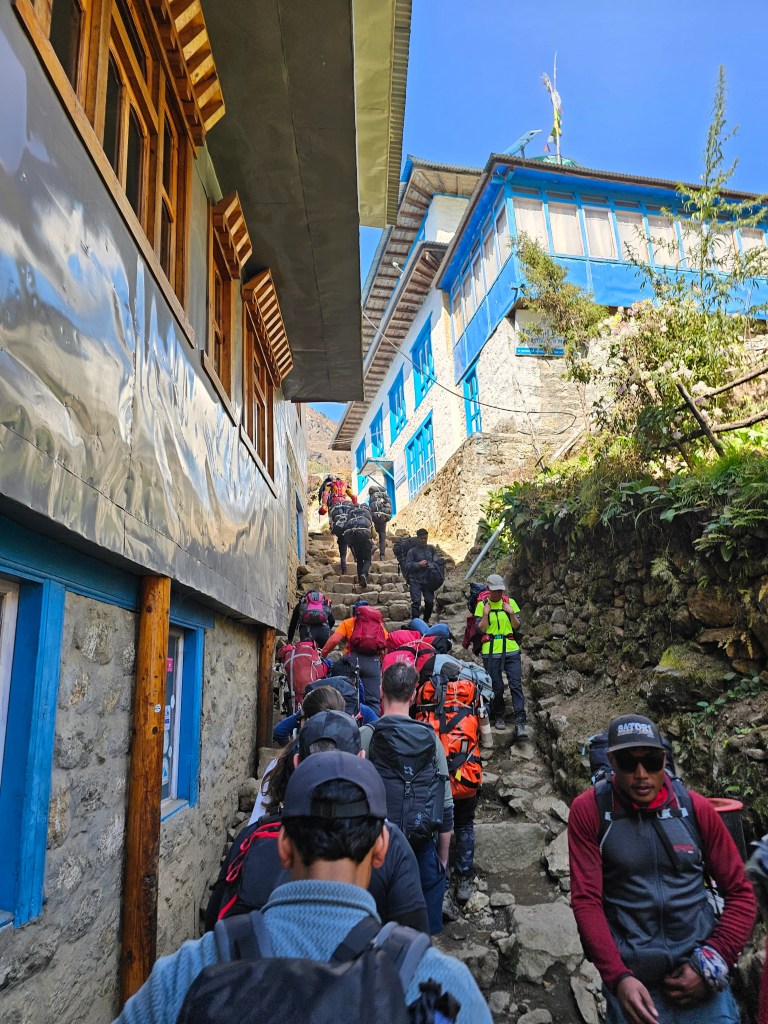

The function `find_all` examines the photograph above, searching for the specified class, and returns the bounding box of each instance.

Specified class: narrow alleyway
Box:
[225,530,605,1023]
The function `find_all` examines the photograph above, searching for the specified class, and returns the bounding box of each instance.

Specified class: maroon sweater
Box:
[568,779,757,993]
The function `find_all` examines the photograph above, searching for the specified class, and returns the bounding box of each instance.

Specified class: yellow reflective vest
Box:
[474,598,520,655]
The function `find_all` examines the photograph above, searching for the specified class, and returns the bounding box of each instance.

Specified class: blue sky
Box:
[311,0,768,422]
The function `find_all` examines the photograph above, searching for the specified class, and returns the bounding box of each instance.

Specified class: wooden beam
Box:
[119,576,171,1007]
[256,627,277,755]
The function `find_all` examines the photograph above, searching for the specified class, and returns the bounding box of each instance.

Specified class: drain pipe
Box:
[464,522,505,581]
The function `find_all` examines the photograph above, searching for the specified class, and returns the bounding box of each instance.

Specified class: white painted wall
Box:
[424,195,470,244]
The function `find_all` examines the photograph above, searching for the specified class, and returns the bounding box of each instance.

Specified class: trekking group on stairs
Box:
[111,474,768,1024]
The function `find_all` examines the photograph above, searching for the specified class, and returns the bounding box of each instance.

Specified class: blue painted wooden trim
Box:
[12,580,65,923]
[169,596,215,632]
[183,626,204,807]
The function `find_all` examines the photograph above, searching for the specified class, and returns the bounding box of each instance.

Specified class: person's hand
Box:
[616,977,659,1024]
[419,559,428,567]
[663,964,709,1006]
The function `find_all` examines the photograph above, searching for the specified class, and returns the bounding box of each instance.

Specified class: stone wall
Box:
[0,595,261,1024]
[501,528,768,831]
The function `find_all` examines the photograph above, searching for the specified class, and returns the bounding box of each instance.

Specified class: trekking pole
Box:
[464,522,505,581]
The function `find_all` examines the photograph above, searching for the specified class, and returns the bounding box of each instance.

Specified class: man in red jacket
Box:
[568,713,756,1024]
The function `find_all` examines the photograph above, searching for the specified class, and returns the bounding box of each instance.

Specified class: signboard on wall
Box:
[515,343,565,357]
[394,457,406,488]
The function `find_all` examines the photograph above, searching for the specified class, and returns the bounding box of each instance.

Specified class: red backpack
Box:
[413,674,483,799]
[349,606,387,656]
[381,632,436,680]
[277,641,327,710]
[299,591,332,626]
[461,587,489,655]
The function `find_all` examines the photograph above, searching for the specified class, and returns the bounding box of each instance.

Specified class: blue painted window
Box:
[295,492,304,563]
[388,371,406,442]
[162,624,204,814]
[464,367,482,436]
[0,573,65,926]
[370,408,384,458]
[406,416,436,499]
[412,320,435,406]
[356,438,367,492]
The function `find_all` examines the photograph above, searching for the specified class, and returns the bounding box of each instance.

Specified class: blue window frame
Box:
[405,416,436,499]
[161,621,204,817]
[295,491,304,562]
[463,366,482,436]
[355,438,367,492]
[411,319,435,407]
[388,371,406,443]
[370,408,384,458]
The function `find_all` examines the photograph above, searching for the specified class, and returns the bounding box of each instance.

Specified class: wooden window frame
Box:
[242,304,276,481]
[207,230,234,402]
[13,0,213,343]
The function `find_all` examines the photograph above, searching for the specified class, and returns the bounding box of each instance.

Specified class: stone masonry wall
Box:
[0,596,262,1024]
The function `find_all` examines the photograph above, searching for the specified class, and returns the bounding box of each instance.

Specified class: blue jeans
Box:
[604,985,739,1023]
[483,650,524,721]
[453,795,478,876]
[415,838,446,935]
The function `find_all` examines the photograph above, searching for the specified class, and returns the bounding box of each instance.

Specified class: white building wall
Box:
[424,195,470,243]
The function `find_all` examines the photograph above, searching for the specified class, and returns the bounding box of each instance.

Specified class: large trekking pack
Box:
[180,910,459,1024]
[367,486,393,525]
[349,604,387,656]
[329,501,356,539]
[368,718,445,849]
[393,537,419,576]
[299,591,333,627]
[414,672,483,801]
[342,504,374,546]
[381,631,437,679]
[461,584,489,655]
[419,562,445,593]
[277,642,328,711]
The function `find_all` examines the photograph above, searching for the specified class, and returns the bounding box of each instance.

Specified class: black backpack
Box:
[393,537,418,573]
[419,562,445,593]
[466,582,488,614]
[368,488,393,524]
[587,731,677,784]
[368,719,445,849]
[305,675,361,719]
[178,912,459,1024]
[206,817,284,929]
[329,501,356,538]
[343,505,373,542]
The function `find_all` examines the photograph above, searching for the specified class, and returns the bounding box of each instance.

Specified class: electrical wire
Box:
[361,309,579,435]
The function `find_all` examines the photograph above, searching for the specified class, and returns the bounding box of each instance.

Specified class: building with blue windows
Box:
[333,150,768,551]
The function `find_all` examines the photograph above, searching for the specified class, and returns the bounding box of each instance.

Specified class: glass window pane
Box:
[616,210,647,261]
[709,224,738,270]
[647,215,681,267]
[0,580,19,789]
[162,632,183,802]
[472,253,484,304]
[741,227,766,254]
[452,291,464,340]
[115,0,147,78]
[462,274,474,320]
[125,106,143,217]
[483,231,498,287]
[513,197,548,249]
[162,116,174,196]
[49,0,82,88]
[584,207,617,259]
[495,206,513,264]
[104,57,121,175]
[549,203,584,256]
[160,201,173,279]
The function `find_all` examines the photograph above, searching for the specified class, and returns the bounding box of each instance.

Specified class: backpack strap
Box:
[375,921,432,994]
[213,909,273,962]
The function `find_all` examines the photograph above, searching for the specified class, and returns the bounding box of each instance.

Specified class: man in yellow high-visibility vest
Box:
[474,573,527,738]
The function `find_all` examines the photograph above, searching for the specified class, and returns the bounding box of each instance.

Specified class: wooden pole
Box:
[676,381,725,456]
[256,626,276,758]
[120,575,171,1006]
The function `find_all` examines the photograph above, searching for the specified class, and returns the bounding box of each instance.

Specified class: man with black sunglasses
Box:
[568,713,757,1024]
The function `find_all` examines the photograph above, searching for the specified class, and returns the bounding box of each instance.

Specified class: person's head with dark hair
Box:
[301,684,344,719]
[381,661,418,708]
[416,528,428,540]
[263,687,345,811]
[297,710,362,761]
[278,752,389,884]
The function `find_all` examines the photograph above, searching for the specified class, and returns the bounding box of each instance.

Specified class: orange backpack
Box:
[413,675,483,799]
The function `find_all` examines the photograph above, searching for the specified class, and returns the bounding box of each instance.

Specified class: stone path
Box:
[214,531,605,1022]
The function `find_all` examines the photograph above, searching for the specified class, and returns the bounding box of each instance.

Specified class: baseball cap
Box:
[298,710,361,760]
[607,714,664,752]
[282,750,387,820]
[486,573,507,591]
[352,599,369,612]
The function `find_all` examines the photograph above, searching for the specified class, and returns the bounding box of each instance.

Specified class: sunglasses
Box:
[613,749,665,774]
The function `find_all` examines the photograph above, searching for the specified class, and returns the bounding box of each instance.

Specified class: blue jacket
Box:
[273,704,378,746]
[113,881,491,1024]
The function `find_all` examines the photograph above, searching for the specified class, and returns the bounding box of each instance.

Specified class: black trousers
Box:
[374,522,387,558]
[346,532,372,580]
[408,580,434,622]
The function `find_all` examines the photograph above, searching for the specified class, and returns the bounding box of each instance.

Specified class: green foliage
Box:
[688,674,766,739]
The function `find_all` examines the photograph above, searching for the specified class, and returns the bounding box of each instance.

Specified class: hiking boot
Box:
[456,875,473,904]
[515,720,529,740]
[358,574,367,589]
[442,888,460,922]
[494,716,507,731]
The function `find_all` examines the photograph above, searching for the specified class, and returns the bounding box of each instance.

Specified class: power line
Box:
[361,309,579,435]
